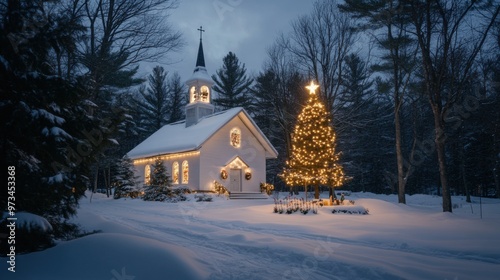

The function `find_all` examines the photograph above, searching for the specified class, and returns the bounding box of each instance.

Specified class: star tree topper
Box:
[306,80,319,94]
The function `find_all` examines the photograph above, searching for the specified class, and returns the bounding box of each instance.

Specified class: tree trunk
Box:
[494,166,499,199]
[463,163,471,203]
[90,165,99,203]
[395,103,406,204]
[433,112,452,212]
[494,127,500,199]
[314,184,320,199]
[103,167,109,198]
[106,167,111,198]
[460,145,471,203]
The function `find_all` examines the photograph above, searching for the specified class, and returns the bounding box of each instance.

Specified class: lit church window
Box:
[230,128,241,148]
[190,86,197,102]
[200,86,209,102]
[182,160,189,184]
[172,162,179,184]
[145,165,151,185]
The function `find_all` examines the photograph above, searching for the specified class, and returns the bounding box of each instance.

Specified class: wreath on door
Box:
[220,170,228,180]
[245,171,252,180]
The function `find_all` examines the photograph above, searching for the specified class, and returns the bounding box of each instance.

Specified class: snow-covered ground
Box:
[2,191,500,280]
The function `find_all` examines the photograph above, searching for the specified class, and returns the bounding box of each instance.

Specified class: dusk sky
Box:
[141,0,315,81]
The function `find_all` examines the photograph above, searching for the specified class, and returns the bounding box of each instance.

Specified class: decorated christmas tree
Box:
[281,81,345,199]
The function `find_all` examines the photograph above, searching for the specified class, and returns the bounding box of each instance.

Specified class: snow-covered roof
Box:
[186,67,213,86]
[127,107,278,160]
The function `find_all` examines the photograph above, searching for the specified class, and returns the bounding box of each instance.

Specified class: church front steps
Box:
[229,192,268,199]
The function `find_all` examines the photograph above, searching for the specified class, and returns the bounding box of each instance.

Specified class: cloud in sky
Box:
[141,0,314,81]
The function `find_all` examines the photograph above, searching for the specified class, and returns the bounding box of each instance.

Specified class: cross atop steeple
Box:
[197,26,205,41]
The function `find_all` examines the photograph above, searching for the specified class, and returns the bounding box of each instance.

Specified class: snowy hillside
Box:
[2,192,499,280]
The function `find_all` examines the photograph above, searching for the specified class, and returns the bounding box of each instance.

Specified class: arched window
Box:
[200,86,209,102]
[172,162,179,184]
[145,165,151,185]
[190,86,197,102]
[182,160,189,184]
[230,128,241,148]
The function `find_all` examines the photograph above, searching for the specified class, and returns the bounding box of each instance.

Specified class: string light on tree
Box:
[280,81,345,199]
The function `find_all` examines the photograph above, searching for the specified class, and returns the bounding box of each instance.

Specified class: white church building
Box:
[127,30,278,193]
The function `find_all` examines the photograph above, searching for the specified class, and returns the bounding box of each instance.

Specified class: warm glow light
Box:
[172,162,179,184]
[230,128,241,148]
[190,86,197,103]
[200,86,210,102]
[227,156,248,169]
[182,160,189,184]
[144,165,151,185]
[306,81,319,95]
[280,81,345,188]
[133,151,200,165]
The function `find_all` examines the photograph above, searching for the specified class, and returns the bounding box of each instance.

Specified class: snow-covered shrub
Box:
[167,186,192,202]
[195,194,213,202]
[172,185,192,195]
[1,212,54,254]
[142,185,172,202]
[164,194,187,203]
[142,185,193,202]
[114,185,143,199]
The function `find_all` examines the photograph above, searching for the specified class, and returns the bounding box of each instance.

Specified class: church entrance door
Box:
[229,169,242,192]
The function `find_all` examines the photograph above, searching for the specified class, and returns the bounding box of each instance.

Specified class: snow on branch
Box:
[31,109,65,125]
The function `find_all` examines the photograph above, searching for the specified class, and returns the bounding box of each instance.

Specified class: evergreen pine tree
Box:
[113,156,140,199]
[212,52,253,110]
[143,158,172,201]
[167,72,186,123]
[336,53,384,193]
[150,158,171,187]
[280,82,345,199]
[136,66,170,135]
[0,1,113,243]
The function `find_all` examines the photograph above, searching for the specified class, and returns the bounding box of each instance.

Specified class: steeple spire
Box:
[185,26,214,127]
[196,26,206,68]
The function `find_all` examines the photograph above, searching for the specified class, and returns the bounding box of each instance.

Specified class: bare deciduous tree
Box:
[81,0,183,100]
[408,0,500,212]
[83,0,183,68]
[285,0,356,112]
[340,0,419,204]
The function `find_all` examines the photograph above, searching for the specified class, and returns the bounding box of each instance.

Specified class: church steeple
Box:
[185,26,214,127]
[195,26,206,67]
